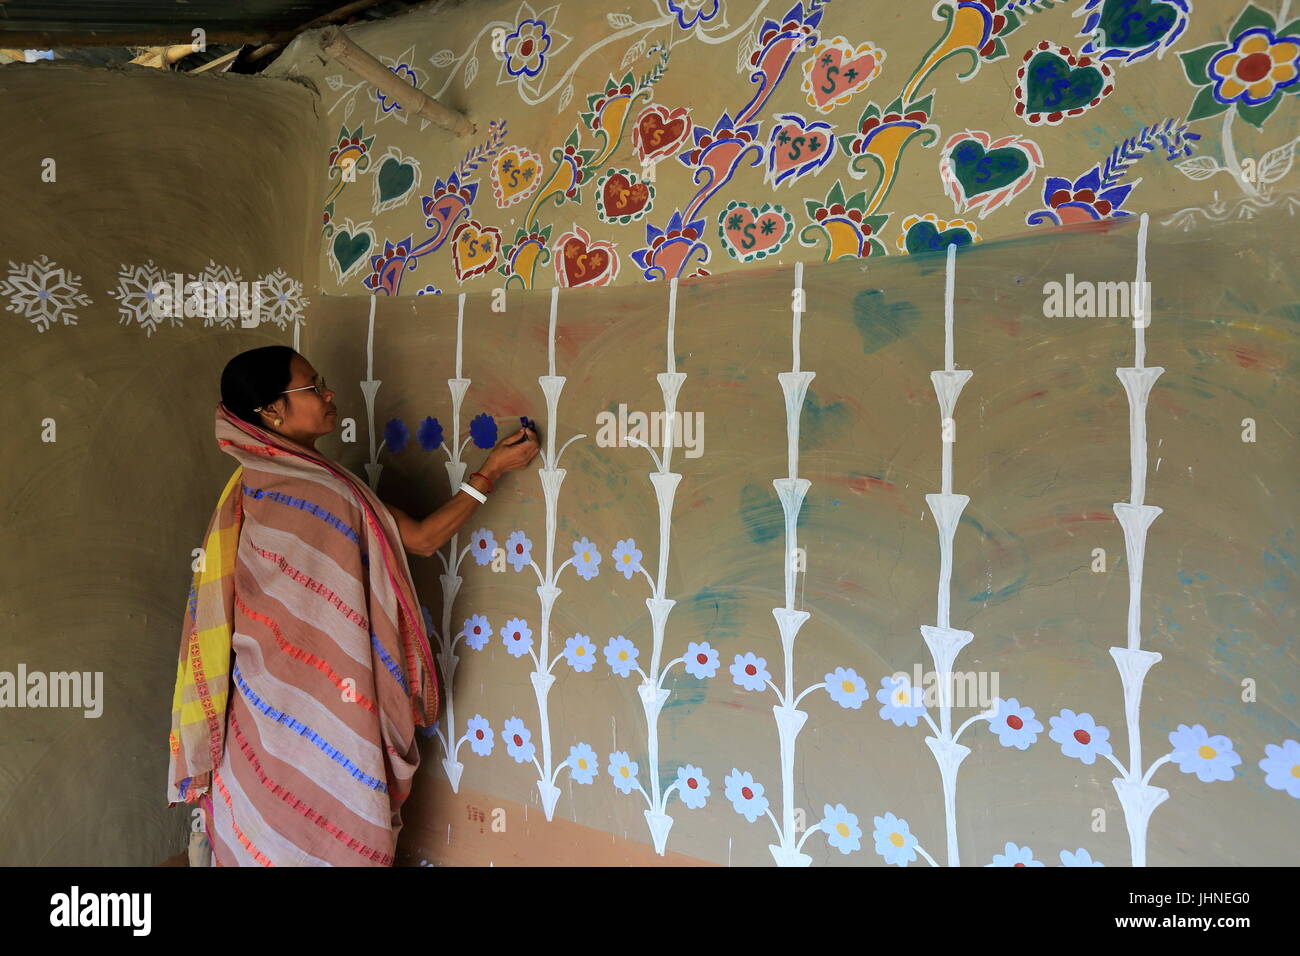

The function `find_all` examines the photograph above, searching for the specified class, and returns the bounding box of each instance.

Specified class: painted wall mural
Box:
[293,199,1296,865]
[268,0,1300,296]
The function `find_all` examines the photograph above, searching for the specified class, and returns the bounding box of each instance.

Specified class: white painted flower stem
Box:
[516,288,590,821]
[916,244,979,867]
[433,294,475,791]
[1109,214,1170,866]
[612,278,692,855]
[758,262,829,868]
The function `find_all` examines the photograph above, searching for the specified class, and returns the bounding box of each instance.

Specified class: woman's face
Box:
[262,353,337,446]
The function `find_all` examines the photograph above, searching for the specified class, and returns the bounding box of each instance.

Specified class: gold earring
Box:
[274,418,283,426]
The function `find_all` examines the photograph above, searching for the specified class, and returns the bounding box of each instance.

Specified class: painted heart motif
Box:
[332,228,371,278]
[1014,43,1114,125]
[765,112,836,187]
[939,131,1043,219]
[633,104,692,165]
[1082,0,1184,58]
[451,220,501,281]
[376,155,416,204]
[554,225,619,287]
[802,37,884,114]
[596,169,654,224]
[717,200,793,263]
[903,220,975,255]
[490,146,543,207]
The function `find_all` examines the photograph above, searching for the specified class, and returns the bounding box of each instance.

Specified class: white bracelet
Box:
[458,481,487,503]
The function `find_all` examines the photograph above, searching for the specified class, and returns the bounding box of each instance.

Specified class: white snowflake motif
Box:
[193,260,245,330]
[258,269,310,330]
[110,261,169,336]
[0,255,93,333]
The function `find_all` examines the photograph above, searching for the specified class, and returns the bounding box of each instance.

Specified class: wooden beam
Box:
[317,26,472,137]
[191,48,243,74]
[246,0,396,64]
[0,30,271,47]
[129,44,198,69]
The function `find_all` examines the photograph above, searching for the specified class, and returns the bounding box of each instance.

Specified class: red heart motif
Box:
[768,118,834,182]
[803,39,882,113]
[633,105,692,164]
[554,226,619,288]
[601,173,650,218]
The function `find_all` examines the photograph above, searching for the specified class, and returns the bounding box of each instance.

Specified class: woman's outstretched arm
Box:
[383,427,539,557]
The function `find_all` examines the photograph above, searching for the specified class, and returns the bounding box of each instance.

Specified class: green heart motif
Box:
[1097,0,1178,50]
[332,230,371,274]
[950,140,1030,199]
[377,157,416,204]
[1024,51,1105,114]
[905,221,974,255]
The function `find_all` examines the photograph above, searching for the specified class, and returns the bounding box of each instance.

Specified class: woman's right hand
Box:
[482,427,540,476]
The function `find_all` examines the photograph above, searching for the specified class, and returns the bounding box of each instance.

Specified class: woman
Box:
[167,345,538,866]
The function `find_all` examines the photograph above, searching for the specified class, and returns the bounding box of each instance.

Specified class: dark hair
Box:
[221,346,297,426]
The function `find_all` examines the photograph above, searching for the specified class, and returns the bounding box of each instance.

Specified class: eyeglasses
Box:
[253,377,327,413]
[282,377,328,398]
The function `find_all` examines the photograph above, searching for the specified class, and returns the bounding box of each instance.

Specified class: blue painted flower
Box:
[384,417,410,453]
[1049,709,1113,765]
[1060,847,1104,867]
[1182,5,1300,129]
[683,640,720,679]
[604,635,640,677]
[876,675,926,727]
[469,412,498,449]
[666,0,720,31]
[376,61,419,114]
[571,536,602,579]
[469,527,497,565]
[501,617,533,659]
[825,666,870,709]
[629,208,711,282]
[466,714,494,756]
[566,742,599,784]
[989,842,1044,867]
[610,538,643,580]
[1259,739,1300,798]
[820,803,862,855]
[417,416,444,451]
[988,697,1043,750]
[1168,724,1241,782]
[1035,166,1135,225]
[1208,26,1300,106]
[462,613,492,651]
[873,812,918,866]
[724,769,770,823]
[502,716,535,764]
[730,652,771,692]
[676,764,710,809]
[503,18,551,79]
[562,632,597,672]
[607,751,639,794]
[504,530,532,572]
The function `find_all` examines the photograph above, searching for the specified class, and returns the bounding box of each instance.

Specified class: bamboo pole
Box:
[317,26,472,137]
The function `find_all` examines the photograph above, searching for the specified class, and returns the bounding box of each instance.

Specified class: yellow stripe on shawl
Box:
[170,467,242,731]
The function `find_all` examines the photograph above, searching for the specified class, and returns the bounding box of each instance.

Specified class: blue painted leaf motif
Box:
[470,413,498,449]
[384,418,410,453]
[417,416,444,451]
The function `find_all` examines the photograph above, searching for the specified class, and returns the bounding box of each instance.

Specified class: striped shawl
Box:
[166,402,440,865]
